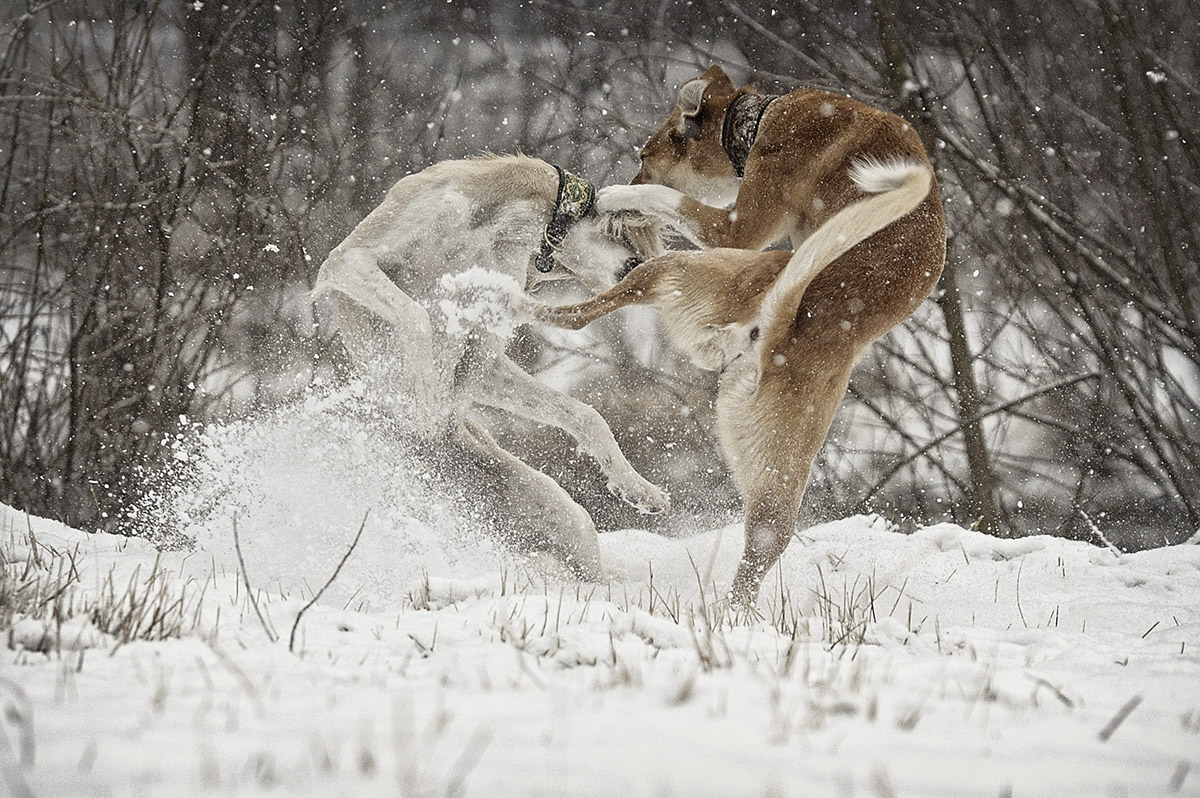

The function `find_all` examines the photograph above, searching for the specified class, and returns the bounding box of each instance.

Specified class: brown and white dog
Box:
[312,155,666,578]
[536,66,947,605]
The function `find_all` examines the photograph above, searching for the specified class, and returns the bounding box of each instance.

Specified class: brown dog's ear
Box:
[673,66,738,137]
[674,77,709,136]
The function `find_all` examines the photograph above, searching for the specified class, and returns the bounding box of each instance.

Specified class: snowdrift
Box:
[3,390,1198,797]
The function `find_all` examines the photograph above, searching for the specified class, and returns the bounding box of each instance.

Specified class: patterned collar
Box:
[535,166,597,273]
[721,92,780,178]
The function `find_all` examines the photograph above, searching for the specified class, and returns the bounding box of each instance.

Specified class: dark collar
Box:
[721,92,779,178]
[535,166,597,273]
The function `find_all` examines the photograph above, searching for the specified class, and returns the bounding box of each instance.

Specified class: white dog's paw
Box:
[606,476,671,515]
[597,184,683,218]
[595,185,642,213]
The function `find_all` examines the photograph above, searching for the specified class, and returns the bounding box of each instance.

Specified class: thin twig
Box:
[1014,558,1028,629]
[861,372,1100,506]
[232,516,277,643]
[288,510,370,653]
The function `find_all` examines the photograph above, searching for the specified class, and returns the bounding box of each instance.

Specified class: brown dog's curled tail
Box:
[752,158,933,341]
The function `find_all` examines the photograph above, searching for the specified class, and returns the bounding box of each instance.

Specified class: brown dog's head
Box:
[632,65,742,204]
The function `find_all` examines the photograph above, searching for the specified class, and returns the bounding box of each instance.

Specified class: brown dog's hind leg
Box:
[721,354,853,608]
[730,469,811,608]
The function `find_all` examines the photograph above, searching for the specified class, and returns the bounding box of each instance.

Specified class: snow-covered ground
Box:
[3,390,1199,797]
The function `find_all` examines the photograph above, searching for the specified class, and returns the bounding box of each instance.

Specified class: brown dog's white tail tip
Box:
[849,156,929,194]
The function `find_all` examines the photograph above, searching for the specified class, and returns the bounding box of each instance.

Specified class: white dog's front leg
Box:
[597,184,711,248]
[315,247,442,410]
[597,184,685,217]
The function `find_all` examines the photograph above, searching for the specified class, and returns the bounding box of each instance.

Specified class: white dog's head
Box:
[538,209,664,294]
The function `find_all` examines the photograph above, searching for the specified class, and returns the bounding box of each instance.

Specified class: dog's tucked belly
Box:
[354,188,548,413]
[370,188,541,306]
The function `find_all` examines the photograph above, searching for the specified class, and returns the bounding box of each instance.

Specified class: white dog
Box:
[312,155,666,577]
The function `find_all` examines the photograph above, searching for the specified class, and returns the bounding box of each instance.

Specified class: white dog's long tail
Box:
[753,157,932,338]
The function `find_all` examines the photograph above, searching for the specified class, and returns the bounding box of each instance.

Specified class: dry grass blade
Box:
[809,565,884,649]
[232,516,278,643]
[289,510,370,653]
[2,525,205,656]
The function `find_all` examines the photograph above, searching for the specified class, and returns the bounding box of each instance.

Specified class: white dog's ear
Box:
[674,77,709,138]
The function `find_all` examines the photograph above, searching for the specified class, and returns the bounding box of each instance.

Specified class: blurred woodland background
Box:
[1,0,1197,548]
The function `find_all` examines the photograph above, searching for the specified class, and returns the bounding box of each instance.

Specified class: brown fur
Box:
[553,66,947,605]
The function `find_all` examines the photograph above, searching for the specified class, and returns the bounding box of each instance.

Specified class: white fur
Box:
[312,156,667,576]
[848,156,925,193]
[597,183,686,221]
